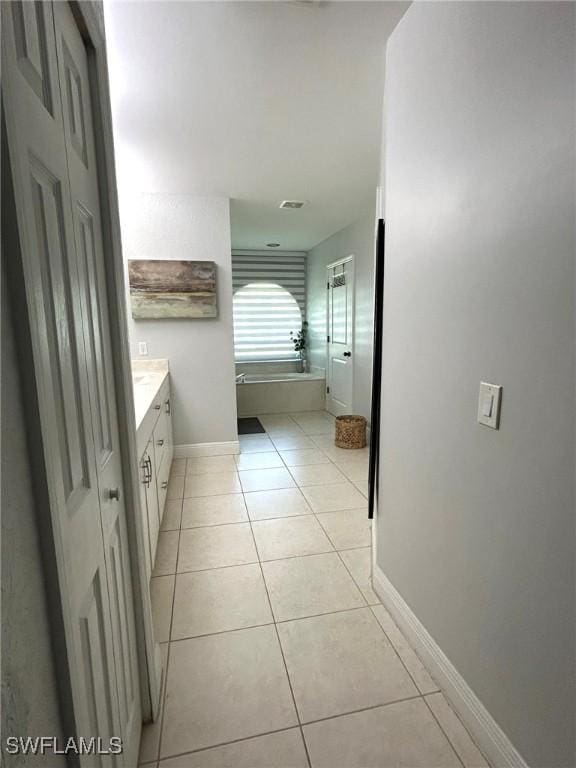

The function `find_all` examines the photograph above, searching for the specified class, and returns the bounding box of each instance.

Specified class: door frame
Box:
[2,0,160,736]
[325,254,355,415]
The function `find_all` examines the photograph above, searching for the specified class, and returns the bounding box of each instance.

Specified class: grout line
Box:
[299,692,424,727]
[155,493,183,763]
[243,483,313,768]
[178,517,253,531]
[154,542,377,579]
[275,604,370,626]
[160,504,367,527]
[421,694,467,768]
[422,692,493,768]
[310,505,369,607]
[169,604,376,646]
[367,601,431,697]
[170,620,277,645]
[313,507,370,555]
[331,539,372,609]
[154,725,305,765]
[156,693,426,765]
[337,546,379,606]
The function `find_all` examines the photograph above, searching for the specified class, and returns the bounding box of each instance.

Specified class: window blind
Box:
[232,252,307,362]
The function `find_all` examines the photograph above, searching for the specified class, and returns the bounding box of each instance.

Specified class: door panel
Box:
[79,573,117,768]
[29,159,91,509]
[61,39,88,166]
[53,2,141,762]
[326,258,354,416]
[11,0,54,112]
[108,519,137,727]
[76,206,113,465]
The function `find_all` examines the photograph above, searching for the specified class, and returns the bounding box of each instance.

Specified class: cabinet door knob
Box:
[161,481,168,489]
[154,403,161,410]
[157,438,165,446]
[108,487,121,501]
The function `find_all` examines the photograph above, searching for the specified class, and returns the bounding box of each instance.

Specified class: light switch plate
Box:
[477,382,502,429]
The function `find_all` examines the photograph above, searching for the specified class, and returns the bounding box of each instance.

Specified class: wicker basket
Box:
[335,415,367,449]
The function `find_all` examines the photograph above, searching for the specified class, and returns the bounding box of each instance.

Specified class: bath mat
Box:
[237,417,266,435]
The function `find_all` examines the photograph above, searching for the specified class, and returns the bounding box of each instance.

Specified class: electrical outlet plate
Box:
[477,382,502,429]
[138,341,148,356]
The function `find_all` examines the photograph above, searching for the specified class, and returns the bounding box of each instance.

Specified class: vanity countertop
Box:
[131,358,170,431]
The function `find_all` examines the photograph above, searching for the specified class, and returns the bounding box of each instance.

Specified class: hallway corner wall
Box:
[376,3,576,766]
[307,210,376,422]
[1,249,66,766]
[119,194,238,446]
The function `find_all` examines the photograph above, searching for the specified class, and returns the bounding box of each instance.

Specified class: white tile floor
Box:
[141,412,488,768]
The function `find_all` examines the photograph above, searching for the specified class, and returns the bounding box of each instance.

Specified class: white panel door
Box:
[3,2,140,764]
[326,257,355,416]
[2,1,122,760]
[53,3,141,763]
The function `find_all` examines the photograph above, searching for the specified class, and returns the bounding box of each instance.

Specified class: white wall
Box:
[378,3,575,766]
[120,194,238,447]
[307,212,376,421]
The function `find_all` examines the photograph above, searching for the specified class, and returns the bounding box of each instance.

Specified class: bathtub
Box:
[236,370,326,416]
[238,372,323,383]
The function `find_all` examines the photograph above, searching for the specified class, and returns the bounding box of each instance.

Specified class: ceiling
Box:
[105,1,408,251]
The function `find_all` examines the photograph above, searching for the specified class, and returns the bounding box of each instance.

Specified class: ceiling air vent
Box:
[279,200,306,209]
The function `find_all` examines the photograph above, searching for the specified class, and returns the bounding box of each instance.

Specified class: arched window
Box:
[233,282,302,361]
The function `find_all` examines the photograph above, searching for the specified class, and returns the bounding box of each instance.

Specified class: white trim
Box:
[376,185,385,220]
[232,249,307,257]
[372,565,529,768]
[175,441,241,458]
[326,253,355,271]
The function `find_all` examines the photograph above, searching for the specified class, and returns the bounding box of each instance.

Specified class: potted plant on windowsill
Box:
[290,321,309,373]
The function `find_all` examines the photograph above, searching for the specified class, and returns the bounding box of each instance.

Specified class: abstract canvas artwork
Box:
[128,260,218,319]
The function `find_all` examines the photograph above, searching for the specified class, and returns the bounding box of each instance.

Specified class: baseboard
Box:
[372,565,529,768]
[174,441,240,458]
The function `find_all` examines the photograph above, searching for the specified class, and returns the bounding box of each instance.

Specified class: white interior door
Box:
[326,257,354,416]
[53,2,141,761]
[3,2,140,763]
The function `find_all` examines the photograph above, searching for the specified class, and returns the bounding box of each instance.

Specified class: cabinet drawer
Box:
[153,412,169,469]
[139,461,152,581]
[153,383,172,472]
[156,451,170,523]
[141,443,160,571]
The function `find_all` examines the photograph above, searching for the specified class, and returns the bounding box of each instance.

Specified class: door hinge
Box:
[326,386,330,394]
[326,335,330,343]
[327,281,330,290]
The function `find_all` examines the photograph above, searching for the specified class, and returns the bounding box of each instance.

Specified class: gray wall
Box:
[120,194,238,446]
[1,266,66,766]
[378,3,575,766]
[307,212,376,422]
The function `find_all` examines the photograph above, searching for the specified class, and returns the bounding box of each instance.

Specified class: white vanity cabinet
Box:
[134,370,174,579]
